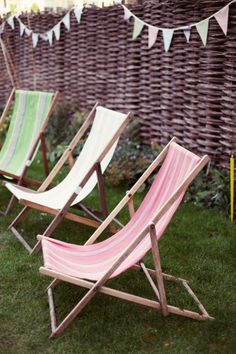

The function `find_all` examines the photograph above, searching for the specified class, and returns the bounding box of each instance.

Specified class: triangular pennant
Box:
[215,5,229,36]
[74,7,83,23]
[123,6,132,21]
[32,33,39,48]
[132,18,144,40]
[0,22,5,34]
[53,23,61,41]
[7,15,15,29]
[19,21,26,36]
[148,25,158,49]
[196,19,209,46]
[40,33,48,41]
[62,12,70,31]
[25,28,32,36]
[47,30,53,45]
[162,28,174,52]
[183,27,191,43]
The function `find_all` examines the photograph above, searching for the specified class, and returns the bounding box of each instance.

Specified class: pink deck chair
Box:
[38,138,214,337]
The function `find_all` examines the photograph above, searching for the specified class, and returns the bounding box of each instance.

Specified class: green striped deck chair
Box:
[0,88,58,214]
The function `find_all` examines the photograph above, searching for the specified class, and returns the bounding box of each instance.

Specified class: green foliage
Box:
[46,101,87,163]
[106,120,161,187]
[186,166,231,214]
[46,104,233,215]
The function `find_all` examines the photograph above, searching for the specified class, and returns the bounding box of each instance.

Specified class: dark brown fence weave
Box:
[0,0,235,168]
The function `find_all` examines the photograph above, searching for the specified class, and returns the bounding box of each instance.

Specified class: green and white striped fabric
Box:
[0,90,54,177]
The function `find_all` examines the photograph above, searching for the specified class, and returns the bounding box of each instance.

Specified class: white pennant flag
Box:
[53,23,61,40]
[123,6,132,21]
[183,27,191,43]
[148,25,158,49]
[62,12,70,31]
[7,15,15,29]
[40,33,48,41]
[47,30,53,45]
[215,5,229,36]
[32,33,39,48]
[74,7,83,23]
[0,22,5,34]
[162,28,174,52]
[25,28,32,36]
[19,21,26,36]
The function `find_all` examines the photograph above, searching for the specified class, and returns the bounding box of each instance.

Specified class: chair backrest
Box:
[0,89,54,176]
[98,142,202,278]
[37,106,128,208]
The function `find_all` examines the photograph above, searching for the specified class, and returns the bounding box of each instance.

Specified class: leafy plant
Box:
[45,104,234,215]
[185,165,232,214]
[105,119,161,187]
[46,101,87,163]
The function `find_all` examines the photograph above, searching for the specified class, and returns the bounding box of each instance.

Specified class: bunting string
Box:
[0,1,235,50]
[0,6,83,48]
[120,0,235,51]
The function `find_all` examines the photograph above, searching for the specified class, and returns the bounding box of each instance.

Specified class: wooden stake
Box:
[230,155,234,223]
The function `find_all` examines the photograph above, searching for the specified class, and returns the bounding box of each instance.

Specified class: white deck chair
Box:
[6,103,132,253]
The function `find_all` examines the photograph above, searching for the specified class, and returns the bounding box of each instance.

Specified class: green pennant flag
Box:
[196,19,209,46]
[132,18,144,40]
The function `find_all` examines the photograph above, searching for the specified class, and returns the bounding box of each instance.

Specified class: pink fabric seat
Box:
[41,142,200,281]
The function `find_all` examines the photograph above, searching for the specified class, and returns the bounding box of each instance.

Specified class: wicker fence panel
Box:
[0,0,235,168]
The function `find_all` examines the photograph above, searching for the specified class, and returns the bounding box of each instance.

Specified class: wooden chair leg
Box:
[9,206,30,229]
[8,206,33,253]
[49,283,99,337]
[41,133,49,177]
[4,194,16,215]
[95,162,108,219]
[31,191,78,254]
[149,223,169,317]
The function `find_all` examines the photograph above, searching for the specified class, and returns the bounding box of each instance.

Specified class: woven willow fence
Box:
[0,0,235,168]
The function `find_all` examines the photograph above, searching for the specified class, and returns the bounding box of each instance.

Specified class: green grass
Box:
[0,158,235,353]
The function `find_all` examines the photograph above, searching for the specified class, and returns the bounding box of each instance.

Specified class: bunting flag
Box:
[74,8,83,23]
[162,28,174,52]
[123,6,132,21]
[62,13,70,31]
[19,21,26,36]
[25,28,32,36]
[7,15,15,30]
[40,33,48,41]
[47,30,53,45]
[148,25,158,49]
[0,22,5,35]
[215,5,229,35]
[53,23,61,41]
[32,33,39,48]
[132,18,144,40]
[183,27,191,43]
[196,19,209,46]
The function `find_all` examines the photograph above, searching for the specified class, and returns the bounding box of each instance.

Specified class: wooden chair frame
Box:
[0,88,59,215]
[38,137,214,337]
[9,103,133,254]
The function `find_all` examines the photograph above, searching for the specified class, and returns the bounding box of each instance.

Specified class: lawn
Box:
[0,158,235,354]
